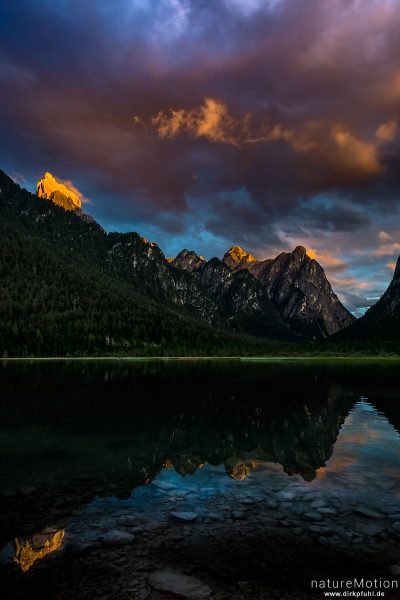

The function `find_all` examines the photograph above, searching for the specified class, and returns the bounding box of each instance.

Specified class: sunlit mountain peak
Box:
[37,172,81,211]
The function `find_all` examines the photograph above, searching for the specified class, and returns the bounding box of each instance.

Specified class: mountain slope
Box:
[245,246,354,338]
[107,240,292,339]
[174,244,355,339]
[337,257,400,341]
[194,257,291,339]
[0,169,294,355]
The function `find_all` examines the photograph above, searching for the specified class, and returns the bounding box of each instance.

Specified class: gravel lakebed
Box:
[2,462,400,600]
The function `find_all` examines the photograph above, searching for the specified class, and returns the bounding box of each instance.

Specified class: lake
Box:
[1,359,400,599]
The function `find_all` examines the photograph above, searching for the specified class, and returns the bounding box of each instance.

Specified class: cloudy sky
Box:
[1,0,400,315]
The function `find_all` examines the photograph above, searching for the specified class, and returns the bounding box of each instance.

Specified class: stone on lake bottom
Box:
[98,530,135,546]
[318,508,336,516]
[304,512,323,522]
[356,525,384,537]
[170,511,198,522]
[276,490,296,501]
[232,510,245,520]
[204,511,224,523]
[117,516,137,527]
[149,569,212,599]
[354,508,382,519]
[311,499,327,509]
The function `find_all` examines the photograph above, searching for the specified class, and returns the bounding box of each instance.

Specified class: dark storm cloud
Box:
[1,0,400,310]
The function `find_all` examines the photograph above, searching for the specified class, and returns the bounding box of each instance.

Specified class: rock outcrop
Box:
[173,244,354,339]
[37,172,81,211]
[172,249,206,272]
[246,245,354,338]
[222,246,257,270]
[106,237,291,339]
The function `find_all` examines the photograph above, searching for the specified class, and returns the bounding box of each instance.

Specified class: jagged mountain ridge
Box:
[106,235,291,339]
[0,169,294,356]
[0,167,357,351]
[32,171,353,340]
[172,244,355,338]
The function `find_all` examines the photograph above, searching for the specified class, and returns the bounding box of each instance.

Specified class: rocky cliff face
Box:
[172,250,206,272]
[37,172,81,211]
[107,239,291,339]
[247,245,354,338]
[373,256,400,319]
[194,258,290,338]
[173,245,354,339]
[222,246,257,270]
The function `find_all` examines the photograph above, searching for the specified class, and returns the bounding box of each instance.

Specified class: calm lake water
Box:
[1,359,400,599]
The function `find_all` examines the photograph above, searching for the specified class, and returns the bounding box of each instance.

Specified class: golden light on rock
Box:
[13,528,64,572]
[37,172,82,210]
[224,246,257,269]
[228,461,264,481]
[228,246,256,263]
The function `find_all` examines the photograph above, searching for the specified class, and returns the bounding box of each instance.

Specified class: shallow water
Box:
[1,360,400,598]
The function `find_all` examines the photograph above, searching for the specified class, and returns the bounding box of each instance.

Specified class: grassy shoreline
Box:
[2,355,400,362]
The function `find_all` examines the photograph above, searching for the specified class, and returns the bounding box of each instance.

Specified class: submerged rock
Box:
[170,511,198,523]
[117,516,137,527]
[149,569,212,599]
[356,525,384,537]
[354,508,382,519]
[98,530,135,546]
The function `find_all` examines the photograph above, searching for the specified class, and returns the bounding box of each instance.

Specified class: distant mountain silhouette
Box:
[336,258,400,342]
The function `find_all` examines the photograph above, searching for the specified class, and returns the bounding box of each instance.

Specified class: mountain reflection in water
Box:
[0,359,399,570]
[13,529,64,572]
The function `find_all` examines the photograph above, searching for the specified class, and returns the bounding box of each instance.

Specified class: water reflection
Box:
[13,529,64,572]
[316,401,400,492]
[0,359,400,569]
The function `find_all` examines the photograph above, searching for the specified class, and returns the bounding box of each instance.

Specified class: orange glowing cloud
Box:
[371,242,400,257]
[330,126,383,176]
[331,276,370,290]
[151,98,239,145]
[146,98,301,147]
[141,100,385,183]
[307,248,347,269]
[376,119,397,142]
[378,230,392,242]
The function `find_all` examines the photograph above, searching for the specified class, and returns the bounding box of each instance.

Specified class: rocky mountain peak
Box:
[291,246,307,260]
[223,245,257,270]
[392,256,400,284]
[169,241,354,339]
[171,249,205,272]
[37,172,82,211]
